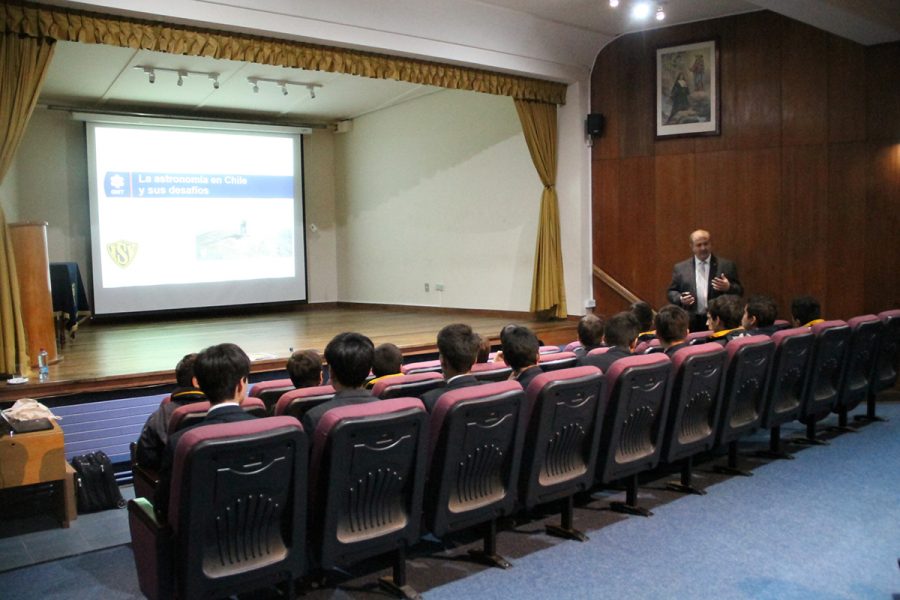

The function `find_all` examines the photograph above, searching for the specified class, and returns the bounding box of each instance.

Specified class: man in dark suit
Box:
[580,311,639,371]
[421,323,483,412]
[155,342,256,518]
[301,332,377,435]
[667,229,743,332]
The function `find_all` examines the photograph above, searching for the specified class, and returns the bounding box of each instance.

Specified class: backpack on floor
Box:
[71,451,126,513]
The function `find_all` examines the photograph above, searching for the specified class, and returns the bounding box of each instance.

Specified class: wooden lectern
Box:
[8,222,59,367]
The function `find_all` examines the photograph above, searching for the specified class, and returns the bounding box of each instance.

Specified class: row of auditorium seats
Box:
[127,309,899,599]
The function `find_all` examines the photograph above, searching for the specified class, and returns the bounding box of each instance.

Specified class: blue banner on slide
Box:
[104,172,293,198]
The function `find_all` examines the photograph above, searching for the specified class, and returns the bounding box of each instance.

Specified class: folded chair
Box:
[713,336,775,476]
[248,378,295,413]
[372,372,445,399]
[757,327,815,459]
[470,361,513,382]
[128,417,307,600]
[832,315,883,431]
[856,309,900,423]
[273,385,336,420]
[426,381,527,568]
[309,398,429,599]
[595,354,671,517]
[796,321,850,444]
[660,343,727,495]
[518,367,607,541]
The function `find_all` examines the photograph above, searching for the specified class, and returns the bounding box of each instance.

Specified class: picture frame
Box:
[656,39,720,138]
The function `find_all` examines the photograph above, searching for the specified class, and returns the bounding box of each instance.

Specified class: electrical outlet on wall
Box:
[424,283,430,292]
[435,283,445,292]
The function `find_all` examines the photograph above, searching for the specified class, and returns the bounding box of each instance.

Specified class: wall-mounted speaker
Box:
[586,113,605,137]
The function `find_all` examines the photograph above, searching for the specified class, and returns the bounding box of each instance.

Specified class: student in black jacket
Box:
[421,323,483,412]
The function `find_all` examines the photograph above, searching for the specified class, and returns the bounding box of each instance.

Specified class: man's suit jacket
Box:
[666,254,743,317]
[300,388,375,437]
[421,374,482,412]
[155,404,255,517]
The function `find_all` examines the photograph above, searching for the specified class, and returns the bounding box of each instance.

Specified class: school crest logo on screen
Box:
[107,240,138,268]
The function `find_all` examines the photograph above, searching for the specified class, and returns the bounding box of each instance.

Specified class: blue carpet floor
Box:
[426,405,900,600]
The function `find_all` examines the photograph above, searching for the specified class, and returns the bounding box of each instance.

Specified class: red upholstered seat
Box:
[470,361,513,382]
[167,397,266,433]
[371,371,445,399]
[273,385,335,420]
[797,320,850,443]
[400,359,442,374]
[834,315,883,427]
[537,350,578,371]
[248,378,295,412]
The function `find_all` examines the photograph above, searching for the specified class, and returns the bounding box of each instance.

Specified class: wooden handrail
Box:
[592,265,643,305]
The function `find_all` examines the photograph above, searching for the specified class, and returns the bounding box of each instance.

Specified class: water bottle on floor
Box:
[38,348,49,382]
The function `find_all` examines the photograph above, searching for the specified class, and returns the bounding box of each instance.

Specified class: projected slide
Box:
[86,119,306,314]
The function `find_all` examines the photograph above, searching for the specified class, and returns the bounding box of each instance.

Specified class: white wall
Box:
[0,158,20,222]
[334,89,542,311]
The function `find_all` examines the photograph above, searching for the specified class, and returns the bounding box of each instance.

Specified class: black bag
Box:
[71,451,126,513]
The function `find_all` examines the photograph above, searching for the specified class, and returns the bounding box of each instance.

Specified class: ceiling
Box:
[37,0,900,125]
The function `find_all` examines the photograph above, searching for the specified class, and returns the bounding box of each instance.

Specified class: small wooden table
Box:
[0,420,77,527]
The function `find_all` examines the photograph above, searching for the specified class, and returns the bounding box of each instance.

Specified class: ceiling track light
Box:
[607,1,666,21]
[134,66,221,89]
[246,76,322,99]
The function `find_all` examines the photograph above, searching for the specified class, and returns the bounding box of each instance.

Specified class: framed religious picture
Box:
[656,39,720,138]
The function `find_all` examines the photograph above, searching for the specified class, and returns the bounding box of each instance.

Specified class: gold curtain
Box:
[0,1,567,105]
[514,98,567,319]
[0,32,55,376]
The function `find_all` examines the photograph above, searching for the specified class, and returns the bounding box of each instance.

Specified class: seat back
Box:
[800,320,851,421]
[661,343,727,463]
[540,345,562,355]
[167,397,266,433]
[587,346,612,356]
[872,309,900,394]
[760,327,815,428]
[595,354,671,484]
[470,361,513,382]
[426,381,526,537]
[537,351,578,372]
[249,378,295,413]
[401,359,442,374]
[309,398,428,571]
[273,385,336,420]
[687,330,714,344]
[371,372,445,399]
[836,315,884,412]
[715,335,775,446]
[160,417,307,600]
[563,341,582,353]
[519,367,607,509]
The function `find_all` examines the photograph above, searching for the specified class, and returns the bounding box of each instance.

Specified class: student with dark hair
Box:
[791,295,823,328]
[135,353,207,470]
[420,323,483,412]
[155,343,255,517]
[501,325,543,390]
[574,314,606,357]
[742,295,780,336]
[366,343,404,389]
[581,311,639,371]
[475,333,491,363]
[286,348,323,388]
[301,332,376,435]
[705,294,747,345]
[630,301,657,342]
[654,305,690,357]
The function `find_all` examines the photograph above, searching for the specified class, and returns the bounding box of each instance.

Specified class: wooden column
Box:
[8,222,58,366]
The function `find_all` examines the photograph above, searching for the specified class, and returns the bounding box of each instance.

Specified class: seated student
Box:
[630,301,657,343]
[741,295,780,336]
[475,333,492,364]
[652,305,690,357]
[301,332,377,435]
[500,325,543,390]
[365,342,403,389]
[286,348,324,388]
[420,323,483,412]
[134,353,206,470]
[155,343,255,518]
[791,295,824,328]
[580,311,639,371]
[705,294,748,345]
[573,314,606,357]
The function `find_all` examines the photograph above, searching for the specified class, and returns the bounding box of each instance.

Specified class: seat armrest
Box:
[128,499,174,600]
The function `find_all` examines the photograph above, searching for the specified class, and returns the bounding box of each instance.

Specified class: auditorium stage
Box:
[0,303,577,403]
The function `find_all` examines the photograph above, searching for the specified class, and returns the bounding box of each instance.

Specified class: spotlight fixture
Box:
[631,1,651,19]
[141,66,156,84]
[210,73,220,89]
[176,70,185,86]
[656,5,665,20]
[134,65,222,89]
[607,1,666,22]
[307,85,316,100]
[280,82,289,96]
[609,0,619,6]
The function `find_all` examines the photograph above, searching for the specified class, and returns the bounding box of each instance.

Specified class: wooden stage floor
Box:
[1,304,576,402]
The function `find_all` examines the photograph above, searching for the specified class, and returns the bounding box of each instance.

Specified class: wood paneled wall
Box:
[591,11,900,321]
